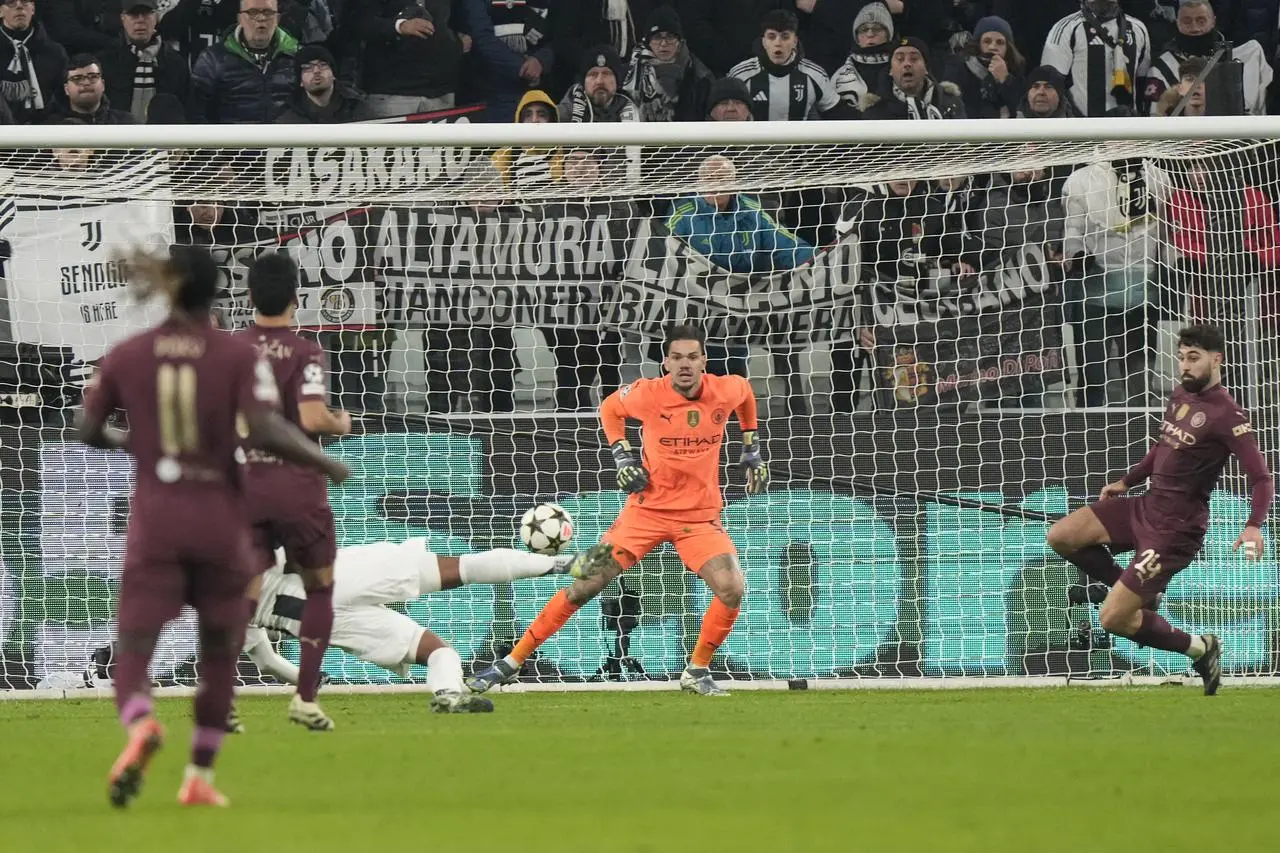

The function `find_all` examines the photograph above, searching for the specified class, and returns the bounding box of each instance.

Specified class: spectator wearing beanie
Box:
[98,0,189,124]
[558,44,640,121]
[1017,64,1079,117]
[728,8,847,121]
[622,6,714,122]
[550,0,665,96]
[277,44,359,122]
[706,75,750,120]
[861,36,965,119]
[832,1,896,114]
[943,15,1025,118]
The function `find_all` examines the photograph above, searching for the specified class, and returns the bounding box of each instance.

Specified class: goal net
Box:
[2,120,1277,692]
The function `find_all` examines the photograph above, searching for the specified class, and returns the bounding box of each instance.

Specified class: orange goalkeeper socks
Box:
[690,598,741,668]
[510,588,581,665]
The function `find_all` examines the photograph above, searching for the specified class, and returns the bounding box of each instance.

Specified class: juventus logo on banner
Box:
[80,221,103,252]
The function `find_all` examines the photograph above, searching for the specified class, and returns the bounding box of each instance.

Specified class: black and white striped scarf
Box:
[603,0,633,57]
[3,27,43,111]
[130,38,161,122]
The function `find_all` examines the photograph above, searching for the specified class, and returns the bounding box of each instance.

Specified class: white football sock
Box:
[1186,634,1206,660]
[426,647,465,694]
[459,549,554,585]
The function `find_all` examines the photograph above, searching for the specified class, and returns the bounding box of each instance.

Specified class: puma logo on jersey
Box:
[660,414,672,422]
[299,637,325,649]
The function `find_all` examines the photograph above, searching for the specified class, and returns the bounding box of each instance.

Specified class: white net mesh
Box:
[2,123,1277,690]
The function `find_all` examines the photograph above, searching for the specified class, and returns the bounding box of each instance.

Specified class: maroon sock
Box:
[113,646,154,727]
[1065,545,1123,586]
[1129,609,1193,655]
[297,585,334,702]
[192,629,241,769]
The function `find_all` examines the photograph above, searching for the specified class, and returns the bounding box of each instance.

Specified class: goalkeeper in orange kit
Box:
[468,324,767,696]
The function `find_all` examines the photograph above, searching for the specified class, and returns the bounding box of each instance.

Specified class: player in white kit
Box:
[237,538,608,719]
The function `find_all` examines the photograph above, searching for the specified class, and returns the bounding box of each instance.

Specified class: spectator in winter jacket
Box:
[622,7,713,122]
[97,0,189,123]
[669,154,815,274]
[490,89,564,190]
[1145,0,1271,115]
[551,0,664,94]
[188,0,298,122]
[475,0,553,123]
[860,36,966,119]
[1017,64,1078,117]
[1042,0,1151,117]
[276,43,357,121]
[558,44,641,121]
[355,0,464,119]
[944,15,1025,118]
[832,1,895,114]
[728,9,846,121]
[48,53,137,122]
[705,74,750,120]
[0,0,67,124]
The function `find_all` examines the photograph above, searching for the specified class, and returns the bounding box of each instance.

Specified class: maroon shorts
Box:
[1088,496,1205,597]
[251,503,337,573]
[116,493,257,632]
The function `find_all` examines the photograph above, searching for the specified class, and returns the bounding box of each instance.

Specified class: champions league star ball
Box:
[520,503,574,555]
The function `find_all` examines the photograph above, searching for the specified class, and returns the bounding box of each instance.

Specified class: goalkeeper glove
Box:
[611,440,650,494]
[739,430,768,495]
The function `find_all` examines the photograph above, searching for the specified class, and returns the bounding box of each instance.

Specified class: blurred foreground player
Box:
[1048,326,1274,695]
[78,245,349,808]
[237,253,351,731]
[239,538,604,716]
[469,324,767,696]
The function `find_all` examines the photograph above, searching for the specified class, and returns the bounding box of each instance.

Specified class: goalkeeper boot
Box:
[178,767,229,808]
[430,689,495,714]
[288,693,335,731]
[466,658,519,694]
[680,666,729,697]
[225,702,244,734]
[1192,633,1223,696]
[107,716,165,808]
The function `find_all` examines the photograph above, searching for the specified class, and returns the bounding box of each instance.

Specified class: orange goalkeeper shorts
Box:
[601,504,737,573]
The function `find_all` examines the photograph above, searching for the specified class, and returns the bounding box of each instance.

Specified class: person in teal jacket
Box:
[667,154,815,274]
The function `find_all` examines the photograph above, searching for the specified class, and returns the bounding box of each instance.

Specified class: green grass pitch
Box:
[3,688,1276,853]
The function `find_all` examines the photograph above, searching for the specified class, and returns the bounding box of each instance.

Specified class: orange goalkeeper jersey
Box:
[599,374,758,519]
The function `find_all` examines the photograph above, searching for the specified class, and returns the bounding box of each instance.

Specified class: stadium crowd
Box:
[2,0,1279,417]
[0,0,1272,126]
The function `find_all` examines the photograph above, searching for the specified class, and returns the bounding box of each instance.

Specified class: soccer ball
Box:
[520,503,574,555]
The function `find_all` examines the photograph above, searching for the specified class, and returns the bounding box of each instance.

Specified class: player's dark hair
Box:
[1178,325,1226,354]
[248,252,300,317]
[122,244,219,313]
[663,323,706,356]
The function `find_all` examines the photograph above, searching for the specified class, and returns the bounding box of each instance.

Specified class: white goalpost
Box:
[2,118,1278,696]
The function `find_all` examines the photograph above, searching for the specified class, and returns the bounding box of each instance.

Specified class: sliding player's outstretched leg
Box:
[467,542,625,693]
[107,630,165,808]
[680,550,744,697]
[410,630,495,713]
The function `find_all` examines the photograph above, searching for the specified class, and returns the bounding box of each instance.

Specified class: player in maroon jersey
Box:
[78,245,349,808]
[237,252,352,731]
[1048,326,1274,695]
